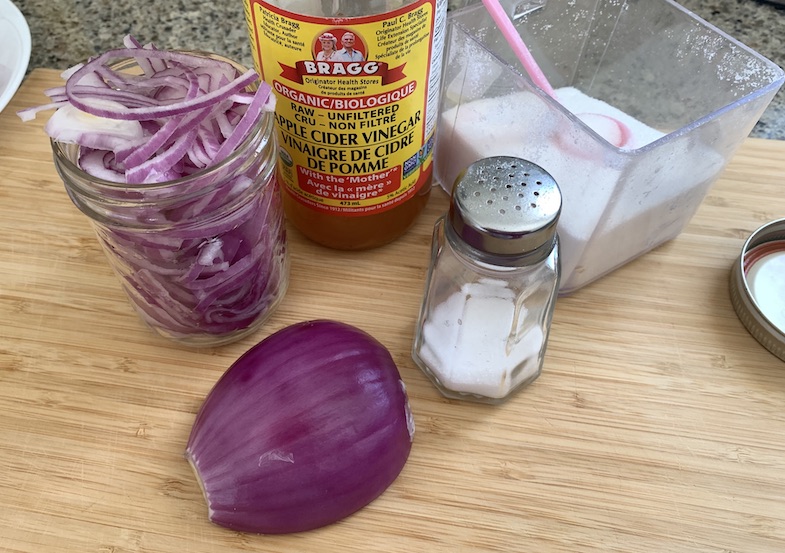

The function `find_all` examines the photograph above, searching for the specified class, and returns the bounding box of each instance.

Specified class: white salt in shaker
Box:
[412,156,562,403]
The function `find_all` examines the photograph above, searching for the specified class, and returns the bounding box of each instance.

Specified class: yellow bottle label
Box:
[244,0,445,217]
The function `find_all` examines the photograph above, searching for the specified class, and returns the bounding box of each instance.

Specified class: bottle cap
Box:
[449,157,561,258]
[729,218,785,362]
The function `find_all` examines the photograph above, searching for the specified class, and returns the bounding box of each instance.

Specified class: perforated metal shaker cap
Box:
[449,157,562,257]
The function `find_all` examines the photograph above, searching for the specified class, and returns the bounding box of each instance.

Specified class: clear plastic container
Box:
[53,54,289,347]
[435,0,785,294]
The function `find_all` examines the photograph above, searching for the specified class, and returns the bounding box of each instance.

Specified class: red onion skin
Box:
[185,320,414,534]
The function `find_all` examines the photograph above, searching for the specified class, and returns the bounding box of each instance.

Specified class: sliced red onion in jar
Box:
[19,37,285,343]
[186,320,415,534]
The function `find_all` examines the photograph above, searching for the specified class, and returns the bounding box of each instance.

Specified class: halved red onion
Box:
[185,320,415,534]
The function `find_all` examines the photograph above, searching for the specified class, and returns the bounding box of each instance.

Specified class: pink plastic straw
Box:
[481,0,557,99]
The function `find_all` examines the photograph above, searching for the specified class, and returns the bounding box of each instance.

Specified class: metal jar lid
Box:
[449,157,562,258]
[729,218,785,362]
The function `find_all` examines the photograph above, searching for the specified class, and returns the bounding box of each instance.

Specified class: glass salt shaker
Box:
[412,156,562,403]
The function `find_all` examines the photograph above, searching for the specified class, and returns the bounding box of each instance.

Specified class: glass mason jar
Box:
[412,157,561,403]
[52,54,289,347]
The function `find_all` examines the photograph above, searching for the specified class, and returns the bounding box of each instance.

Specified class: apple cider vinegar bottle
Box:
[243,0,448,249]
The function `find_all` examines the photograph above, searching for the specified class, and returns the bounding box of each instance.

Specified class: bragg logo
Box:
[281,60,407,86]
[279,28,407,85]
[280,27,405,85]
[300,61,379,76]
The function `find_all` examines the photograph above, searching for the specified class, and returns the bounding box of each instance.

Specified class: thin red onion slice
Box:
[19,36,274,185]
[45,101,145,152]
[64,49,260,121]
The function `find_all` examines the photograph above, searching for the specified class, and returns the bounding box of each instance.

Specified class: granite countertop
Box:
[12,0,785,139]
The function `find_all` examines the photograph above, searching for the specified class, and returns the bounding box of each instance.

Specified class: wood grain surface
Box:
[1,69,784,553]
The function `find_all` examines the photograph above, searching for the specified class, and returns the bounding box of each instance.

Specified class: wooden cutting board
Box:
[1,69,784,553]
